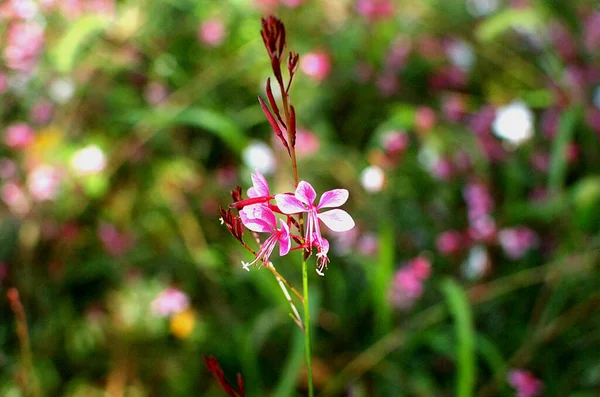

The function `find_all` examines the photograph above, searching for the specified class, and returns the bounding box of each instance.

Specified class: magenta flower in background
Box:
[294,129,320,157]
[280,0,306,7]
[239,204,290,271]
[436,230,463,255]
[151,287,190,317]
[0,73,8,95]
[3,21,44,73]
[4,123,34,149]
[498,227,538,259]
[356,0,395,22]
[276,182,355,273]
[300,51,331,81]
[508,369,543,397]
[389,256,432,310]
[30,101,53,125]
[197,18,226,47]
[414,106,437,132]
[98,223,135,257]
[27,164,62,202]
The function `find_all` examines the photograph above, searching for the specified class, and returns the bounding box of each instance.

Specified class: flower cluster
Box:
[389,256,432,309]
[224,170,355,275]
[508,369,543,397]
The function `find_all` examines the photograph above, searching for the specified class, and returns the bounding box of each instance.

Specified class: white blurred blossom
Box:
[492,101,534,146]
[242,141,276,175]
[360,165,385,192]
[71,145,106,175]
[49,78,75,104]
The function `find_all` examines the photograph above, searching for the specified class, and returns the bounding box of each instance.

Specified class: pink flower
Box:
[295,129,320,157]
[197,18,226,47]
[3,21,44,73]
[300,51,331,81]
[389,256,432,309]
[356,0,395,22]
[414,106,437,132]
[275,182,355,274]
[280,0,306,7]
[0,73,8,95]
[4,123,34,149]
[30,101,53,124]
[498,227,538,259]
[239,204,291,271]
[436,230,463,255]
[508,369,543,397]
[151,287,190,317]
[27,164,61,201]
[98,223,135,256]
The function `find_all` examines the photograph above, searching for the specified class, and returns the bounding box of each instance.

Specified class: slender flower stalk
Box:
[219,16,355,396]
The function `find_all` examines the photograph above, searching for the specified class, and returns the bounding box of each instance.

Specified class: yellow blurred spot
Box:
[169,310,195,339]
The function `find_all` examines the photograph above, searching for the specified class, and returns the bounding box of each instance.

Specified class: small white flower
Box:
[492,101,534,146]
[360,165,385,193]
[71,145,106,175]
[49,78,75,104]
[242,141,276,175]
[447,40,475,72]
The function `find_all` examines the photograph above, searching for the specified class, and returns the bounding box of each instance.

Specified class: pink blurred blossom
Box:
[197,18,226,47]
[0,0,37,19]
[414,107,437,132]
[151,287,190,317]
[429,66,468,91]
[381,130,409,155]
[436,230,463,255]
[3,21,44,73]
[430,157,454,181]
[295,129,320,157]
[376,72,398,96]
[530,151,550,172]
[508,369,543,397]
[30,101,53,125]
[585,107,600,135]
[468,215,496,242]
[583,12,600,53]
[331,227,359,255]
[468,106,496,136]
[300,51,332,81]
[98,223,135,256]
[144,82,169,105]
[27,165,61,201]
[464,182,494,220]
[1,182,30,215]
[541,108,559,139]
[0,158,17,179]
[389,256,432,309]
[498,227,538,259]
[356,232,379,256]
[356,0,394,22]
[385,37,411,71]
[550,23,577,61]
[253,0,278,12]
[441,94,467,122]
[4,123,34,149]
[0,73,8,94]
[280,0,306,7]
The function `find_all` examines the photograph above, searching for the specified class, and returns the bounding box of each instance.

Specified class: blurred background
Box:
[1,0,600,395]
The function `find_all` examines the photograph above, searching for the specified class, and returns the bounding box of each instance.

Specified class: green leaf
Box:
[141,107,248,154]
[476,9,544,42]
[548,106,579,193]
[373,219,395,335]
[441,279,476,397]
[53,15,111,73]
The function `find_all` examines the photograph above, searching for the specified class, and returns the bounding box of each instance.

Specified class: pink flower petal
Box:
[295,181,317,205]
[248,169,270,198]
[318,209,355,232]
[278,219,291,256]
[240,204,276,232]
[275,193,306,214]
[317,189,349,209]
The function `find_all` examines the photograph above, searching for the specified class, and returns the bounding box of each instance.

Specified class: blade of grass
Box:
[441,279,476,397]
[373,219,394,336]
[548,106,579,193]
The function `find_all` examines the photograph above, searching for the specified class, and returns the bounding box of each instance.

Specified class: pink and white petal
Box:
[295,181,317,205]
[241,204,277,230]
[278,219,291,256]
[247,186,259,198]
[318,209,356,232]
[317,189,349,209]
[275,193,306,214]
[251,170,270,197]
[239,211,271,233]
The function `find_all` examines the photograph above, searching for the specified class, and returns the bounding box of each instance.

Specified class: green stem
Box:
[302,258,314,397]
